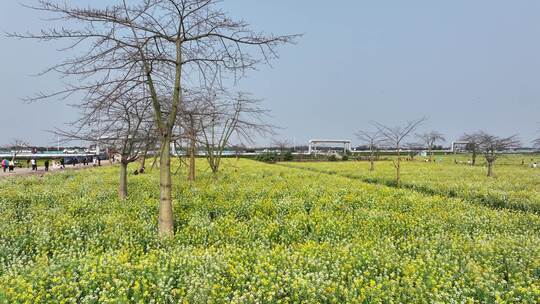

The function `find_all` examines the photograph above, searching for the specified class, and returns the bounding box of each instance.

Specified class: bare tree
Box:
[534,137,540,149]
[199,91,272,174]
[373,118,426,187]
[460,133,482,166]
[272,139,291,161]
[176,91,207,183]
[404,142,422,161]
[184,112,200,183]
[476,132,520,177]
[231,143,247,160]
[138,135,157,173]
[115,104,156,200]
[416,131,445,162]
[355,130,383,171]
[533,127,540,149]
[3,139,30,163]
[55,88,156,200]
[13,0,298,237]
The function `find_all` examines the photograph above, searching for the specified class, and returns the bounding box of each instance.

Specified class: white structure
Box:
[308,139,352,154]
[0,152,96,160]
[451,141,470,153]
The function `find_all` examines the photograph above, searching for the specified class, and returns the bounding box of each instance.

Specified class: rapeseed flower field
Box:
[0,159,539,303]
[284,156,540,214]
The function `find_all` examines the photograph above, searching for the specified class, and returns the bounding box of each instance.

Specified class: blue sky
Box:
[1,1,539,146]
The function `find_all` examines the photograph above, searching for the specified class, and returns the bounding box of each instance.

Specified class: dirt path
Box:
[0,163,112,180]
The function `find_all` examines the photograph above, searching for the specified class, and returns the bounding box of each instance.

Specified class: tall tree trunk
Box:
[119,161,128,200]
[429,147,433,162]
[487,160,494,177]
[472,150,477,166]
[158,138,174,237]
[188,136,196,183]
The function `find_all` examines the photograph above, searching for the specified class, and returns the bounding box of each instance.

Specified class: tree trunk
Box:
[107,149,113,165]
[158,138,174,237]
[472,150,477,166]
[188,136,196,183]
[429,147,433,162]
[119,161,128,200]
[139,149,148,172]
[208,151,219,175]
[487,160,494,177]
[150,154,159,171]
[396,149,401,187]
[369,150,375,171]
[139,155,146,171]
[210,160,218,174]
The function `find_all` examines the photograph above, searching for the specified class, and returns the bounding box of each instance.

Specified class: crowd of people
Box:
[1,159,16,172]
[1,156,101,174]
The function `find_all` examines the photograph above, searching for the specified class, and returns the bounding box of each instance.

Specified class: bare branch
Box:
[371,117,427,150]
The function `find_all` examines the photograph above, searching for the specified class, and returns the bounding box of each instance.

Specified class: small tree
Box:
[3,139,30,162]
[533,127,540,150]
[404,142,422,160]
[185,113,199,183]
[55,91,156,200]
[138,135,157,173]
[373,118,426,187]
[272,139,291,162]
[460,133,482,166]
[355,130,382,171]
[417,131,445,162]
[533,138,540,150]
[231,144,247,161]
[199,91,272,174]
[177,92,207,184]
[476,132,520,177]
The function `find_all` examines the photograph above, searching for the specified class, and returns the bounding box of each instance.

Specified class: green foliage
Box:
[283,151,293,162]
[0,159,539,302]
[255,152,278,163]
[328,154,338,162]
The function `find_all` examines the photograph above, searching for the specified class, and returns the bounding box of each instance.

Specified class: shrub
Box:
[283,151,293,161]
[256,152,278,163]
